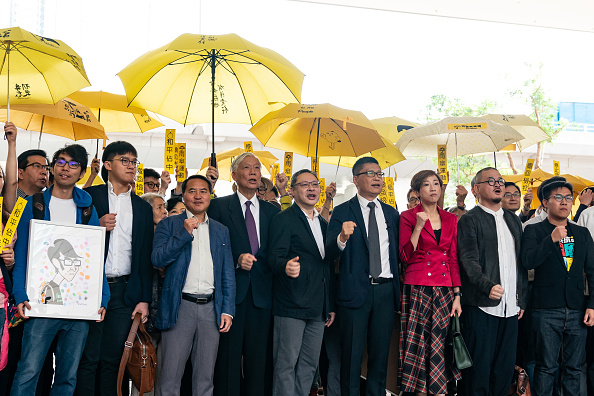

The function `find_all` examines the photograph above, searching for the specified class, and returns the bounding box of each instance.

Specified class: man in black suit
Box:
[522,179,594,396]
[268,169,339,395]
[75,141,154,396]
[210,152,280,396]
[326,156,400,396]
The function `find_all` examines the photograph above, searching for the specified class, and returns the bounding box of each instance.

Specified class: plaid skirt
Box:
[398,284,461,394]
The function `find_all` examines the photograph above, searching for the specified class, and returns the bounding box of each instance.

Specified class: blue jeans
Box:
[532,308,586,396]
[11,317,89,396]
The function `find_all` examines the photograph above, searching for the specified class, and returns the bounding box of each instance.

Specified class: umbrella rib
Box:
[330,118,357,156]
[306,118,316,157]
[223,57,257,124]
[182,56,211,126]
[7,45,55,100]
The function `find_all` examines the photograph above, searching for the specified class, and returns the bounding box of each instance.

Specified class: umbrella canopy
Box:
[0,98,106,142]
[319,117,407,169]
[0,27,90,106]
[483,114,550,151]
[249,103,385,171]
[68,91,164,133]
[117,33,304,160]
[200,148,278,181]
[395,116,525,157]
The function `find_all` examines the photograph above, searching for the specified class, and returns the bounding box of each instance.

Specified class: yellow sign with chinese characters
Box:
[164,129,176,174]
[447,123,487,130]
[379,177,388,204]
[284,152,293,178]
[177,143,187,182]
[316,178,326,209]
[437,145,448,185]
[244,141,253,153]
[553,160,560,176]
[136,163,144,196]
[521,159,535,194]
[272,163,280,180]
[385,177,396,208]
[3,197,27,250]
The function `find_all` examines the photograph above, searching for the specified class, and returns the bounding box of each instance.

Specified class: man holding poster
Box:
[11,144,109,395]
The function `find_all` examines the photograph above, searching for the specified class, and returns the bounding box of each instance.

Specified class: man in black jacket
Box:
[457,167,527,396]
[75,141,154,396]
[522,179,594,396]
[268,169,338,395]
[210,152,280,396]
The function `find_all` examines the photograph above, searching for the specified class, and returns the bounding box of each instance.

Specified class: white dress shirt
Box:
[477,203,520,318]
[301,207,325,259]
[578,206,594,239]
[522,206,548,230]
[182,212,215,295]
[237,191,260,245]
[105,181,133,277]
[337,194,392,278]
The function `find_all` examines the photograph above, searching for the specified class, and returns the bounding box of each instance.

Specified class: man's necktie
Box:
[368,201,382,278]
[245,201,259,255]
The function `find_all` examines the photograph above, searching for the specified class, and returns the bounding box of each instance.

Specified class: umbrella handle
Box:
[4,43,9,139]
[210,153,217,169]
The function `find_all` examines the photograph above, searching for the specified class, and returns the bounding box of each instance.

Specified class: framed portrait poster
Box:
[25,220,106,320]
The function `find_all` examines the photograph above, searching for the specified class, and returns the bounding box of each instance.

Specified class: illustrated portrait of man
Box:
[41,238,83,305]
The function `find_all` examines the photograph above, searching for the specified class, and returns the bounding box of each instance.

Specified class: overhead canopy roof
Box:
[289,0,594,33]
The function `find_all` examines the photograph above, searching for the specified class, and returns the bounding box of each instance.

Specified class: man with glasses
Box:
[76,141,154,396]
[457,167,527,396]
[406,189,420,209]
[17,149,49,198]
[326,156,400,396]
[522,179,594,396]
[11,144,109,395]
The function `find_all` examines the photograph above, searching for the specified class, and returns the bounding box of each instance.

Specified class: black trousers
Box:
[74,281,134,396]
[458,305,519,396]
[338,282,395,396]
[214,284,272,396]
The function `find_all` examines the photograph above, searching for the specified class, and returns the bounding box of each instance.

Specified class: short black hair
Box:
[290,169,318,186]
[270,186,279,198]
[18,149,48,170]
[537,176,566,202]
[471,167,498,188]
[101,141,137,181]
[52,144,89,172]
[542,180,573,202]
[352,157,379,176]
[181,175,212,194]
[144,168,160,180]
[504,182,521,194]
[167,196,184,212]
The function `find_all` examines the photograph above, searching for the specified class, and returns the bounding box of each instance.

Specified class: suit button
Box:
[443,251,447,255]
[427,262,431,265]
[442,262,446,265]
[427,252,430,255]
[428,272,432,276]
[443,273,446,276]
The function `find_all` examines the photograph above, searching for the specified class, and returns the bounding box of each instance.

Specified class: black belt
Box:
[182,293,214,304]
[106,275,129,284]
[370,277,392,285]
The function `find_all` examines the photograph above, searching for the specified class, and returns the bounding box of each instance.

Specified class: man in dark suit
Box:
[210,152,280,396]
[152,175,235,396]
[75,141,154,396]
[325,156,400,396]
[268,169,338,395]
[522,179,594,396]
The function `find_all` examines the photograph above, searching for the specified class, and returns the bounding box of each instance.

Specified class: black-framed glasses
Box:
[503,192,521,199]
[548,194,574,203]
[256,187,267,194]
[293,181,321,189]
[25,162,51,172]
[108,157,139,167]
[144,181,159,189]
[55,158,81,169]
[355,171,384,178]
[408,196,420,203]
[476,177,505,187]
[59,257,82,267]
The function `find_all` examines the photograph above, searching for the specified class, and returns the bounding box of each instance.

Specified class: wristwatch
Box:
[457,203,466,210]
[453,291,462,297]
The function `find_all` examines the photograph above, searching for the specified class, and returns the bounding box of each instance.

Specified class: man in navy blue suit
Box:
[152,175,235,396]
[326,157,400,396]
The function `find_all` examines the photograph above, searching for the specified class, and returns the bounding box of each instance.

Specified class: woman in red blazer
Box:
[398,170,462,396]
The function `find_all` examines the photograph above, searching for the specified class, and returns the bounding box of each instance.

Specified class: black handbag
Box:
[448,312,473,370]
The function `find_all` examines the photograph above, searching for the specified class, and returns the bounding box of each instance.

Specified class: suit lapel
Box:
[229,193,251,246]
[564,223,579,273]
[259,199,269,252]
[350,197,368,248]
[130,194,139,254]
[208,220,220,271]
[294,205,323,260]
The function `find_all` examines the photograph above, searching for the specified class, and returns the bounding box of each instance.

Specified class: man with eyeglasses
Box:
[457,167,527,396]
[326,156,400,396]
[268,169,338,395]
[406,189,420,209]
[522,179,594,396]
[17,149,49,198]
[11,144,109,395]
[76,141,154,396]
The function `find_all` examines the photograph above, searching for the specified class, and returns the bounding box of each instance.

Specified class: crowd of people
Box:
[0,119,593,396]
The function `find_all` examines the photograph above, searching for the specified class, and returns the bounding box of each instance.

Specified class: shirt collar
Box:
[186,210,209,224]
[356,193,380,209]
[107,180,132,197]
[477,202,504,218]
[300,206,320,220]
[237,191,259,208]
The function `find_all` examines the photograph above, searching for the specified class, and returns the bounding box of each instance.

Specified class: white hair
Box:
[230,152,260,173]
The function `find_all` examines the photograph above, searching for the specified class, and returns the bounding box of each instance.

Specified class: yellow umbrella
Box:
[319,117,408,169]
[0,98,106,145]
[200,148,278,181]
[118,33,304,163]
[0,27,90,112]
[483,114,550,151]
[250,103,385,172]
[77,167,104,186]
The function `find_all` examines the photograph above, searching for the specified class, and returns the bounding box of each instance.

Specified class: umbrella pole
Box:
[314,118,320,174]
[96,109,101,158]
[493,152,497,168]
[210,49,217,167]
[6,43,9,124]
[335,157,341,181]
[38,116,45,149]
[455,133,460,185]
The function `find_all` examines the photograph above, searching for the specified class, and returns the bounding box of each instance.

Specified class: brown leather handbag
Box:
[509,365,531,396]
[117,313,157,396]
